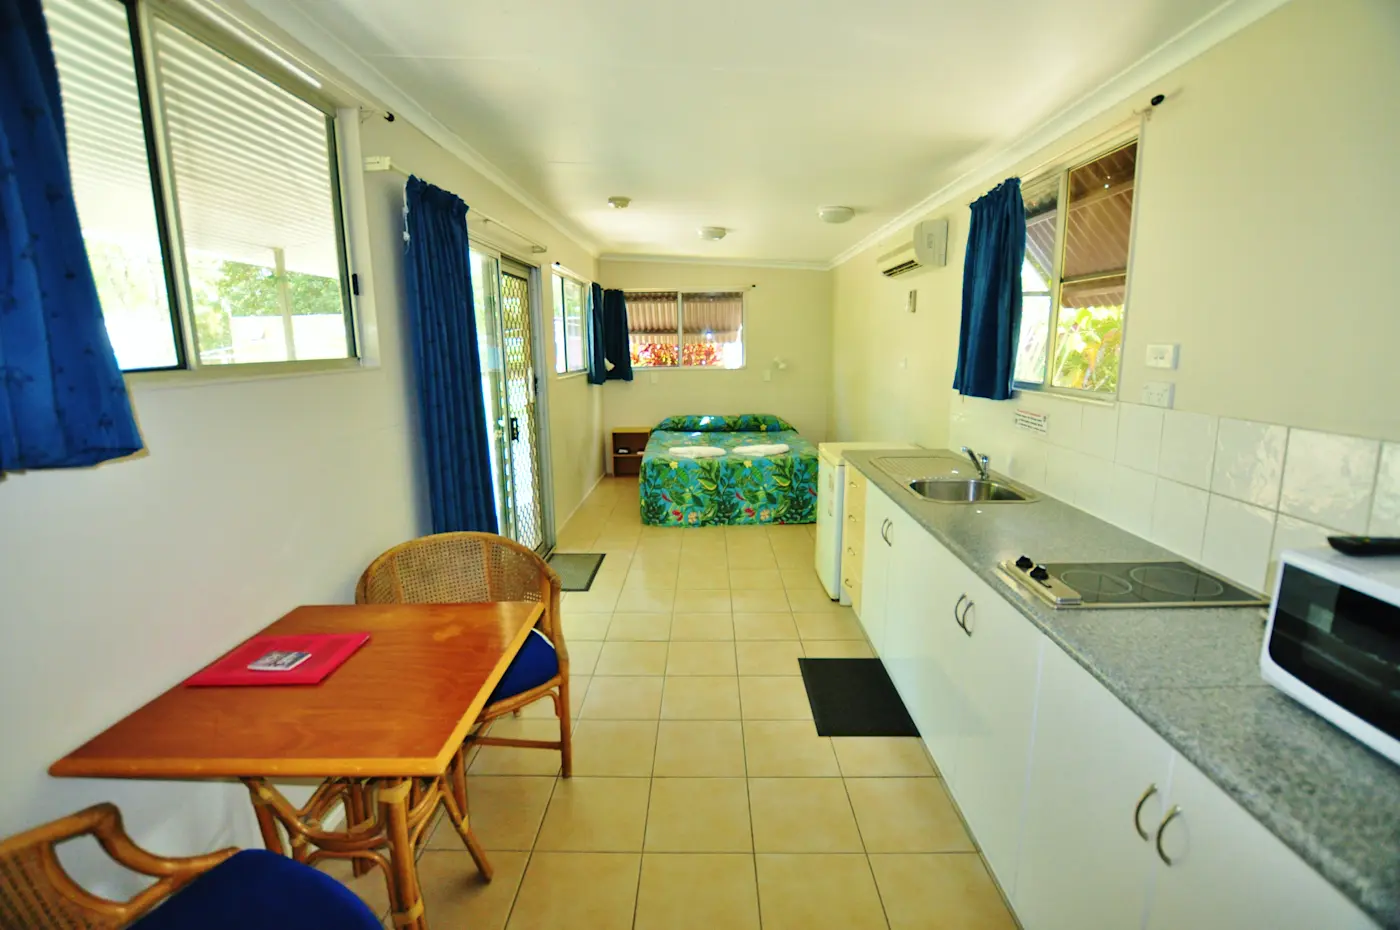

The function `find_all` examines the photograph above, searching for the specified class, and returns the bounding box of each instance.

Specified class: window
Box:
[625,291,744,369]
[46,0,355,372]
[551,273,587,374]
[1014,140,1138,396]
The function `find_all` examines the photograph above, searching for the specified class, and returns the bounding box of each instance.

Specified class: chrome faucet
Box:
[961,446,990,480]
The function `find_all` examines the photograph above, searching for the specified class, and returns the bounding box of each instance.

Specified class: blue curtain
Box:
[601,289,633,382]
[402,177,498,534]
[585,281,606,385]
[953,178,1026,401]
[0,0,142,473]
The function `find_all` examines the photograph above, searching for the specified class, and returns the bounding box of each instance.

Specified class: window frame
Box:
[550,269,589,376]
[62,0,362,377]
[623,288,747,371]
[1013,133,1140,400]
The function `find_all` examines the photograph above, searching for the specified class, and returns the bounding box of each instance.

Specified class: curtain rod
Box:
[363,156,548,254]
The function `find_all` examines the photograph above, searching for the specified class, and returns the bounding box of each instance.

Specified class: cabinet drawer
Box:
[843,573,862,614]
[843,541,864,587]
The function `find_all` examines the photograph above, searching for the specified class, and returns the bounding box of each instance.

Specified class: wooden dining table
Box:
[50,601,544,930]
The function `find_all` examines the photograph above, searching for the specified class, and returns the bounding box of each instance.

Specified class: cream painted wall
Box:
[0,115,600,875]
[832,0,1400,446]
[598,261,833,446]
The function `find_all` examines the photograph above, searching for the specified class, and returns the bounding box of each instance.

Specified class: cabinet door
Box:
[902,532,967,785]
[1015,644,1170,930]
[858,485,896,654]
[949,574,1043,897]
[880,507,925,698]
[1147,754,1378,930]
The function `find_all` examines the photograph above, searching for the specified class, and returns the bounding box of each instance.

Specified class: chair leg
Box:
[439,777,494,882]
[557,681,573,778]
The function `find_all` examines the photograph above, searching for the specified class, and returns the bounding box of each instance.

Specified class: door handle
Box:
[509,417,520,442]
[1133,784,1158,841]
[881,519,892,546]
[959,599,974,636]
[1155,806,1183,866]
[953,594,967,630]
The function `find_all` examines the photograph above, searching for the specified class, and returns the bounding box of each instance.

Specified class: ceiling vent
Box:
[876,218,949,278]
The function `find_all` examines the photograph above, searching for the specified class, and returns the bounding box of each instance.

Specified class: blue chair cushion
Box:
[488,628,559,704]
[130,849,381,930]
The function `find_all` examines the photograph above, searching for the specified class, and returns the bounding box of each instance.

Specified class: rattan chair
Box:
[355,532,572,787]
[0,803,380,929]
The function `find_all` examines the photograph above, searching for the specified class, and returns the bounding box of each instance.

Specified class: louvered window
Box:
[624,291,745,369]
[46,0,354,371]
[1015,139,1138,396]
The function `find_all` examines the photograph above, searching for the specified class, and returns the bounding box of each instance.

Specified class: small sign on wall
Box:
[1014,409,1048,435]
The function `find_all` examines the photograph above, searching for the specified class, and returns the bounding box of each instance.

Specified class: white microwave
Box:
[1261,548,1400,766]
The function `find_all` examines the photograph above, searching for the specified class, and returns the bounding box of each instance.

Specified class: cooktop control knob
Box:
[1029,565,1050,582]
[1015,555,1034,570]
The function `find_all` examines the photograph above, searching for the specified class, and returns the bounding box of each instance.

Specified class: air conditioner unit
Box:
[876,218,949,278]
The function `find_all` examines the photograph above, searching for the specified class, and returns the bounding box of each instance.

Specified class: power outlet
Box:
[1141,381,1175,408]
[1146,344,1180,369]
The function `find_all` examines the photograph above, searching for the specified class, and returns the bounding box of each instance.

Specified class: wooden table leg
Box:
[379,778,427,930]
[245,780,286,856]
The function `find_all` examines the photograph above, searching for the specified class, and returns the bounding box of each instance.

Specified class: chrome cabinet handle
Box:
[953,594,967,629]
[1133,784,1158,841]
[959,599,974,636]
[880,519,893,546]
[1155,806,1183,865]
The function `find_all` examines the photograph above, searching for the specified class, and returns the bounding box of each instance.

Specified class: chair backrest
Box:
[356,532,564,644]
[0,804,233,930]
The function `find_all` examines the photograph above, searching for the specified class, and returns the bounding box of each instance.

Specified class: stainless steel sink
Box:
[908,478,1036,503]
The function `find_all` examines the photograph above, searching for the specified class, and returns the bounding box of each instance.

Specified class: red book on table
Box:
[185,632,370,687]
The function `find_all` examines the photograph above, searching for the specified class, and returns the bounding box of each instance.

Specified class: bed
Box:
[638,414,819,526]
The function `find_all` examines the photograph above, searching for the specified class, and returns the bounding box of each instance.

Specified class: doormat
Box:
[798,658,920,737]
[547,553,605,592]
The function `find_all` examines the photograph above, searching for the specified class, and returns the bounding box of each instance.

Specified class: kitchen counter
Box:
[844,448,1400,928]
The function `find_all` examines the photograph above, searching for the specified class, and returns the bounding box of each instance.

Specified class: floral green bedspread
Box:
[639,429,819,526]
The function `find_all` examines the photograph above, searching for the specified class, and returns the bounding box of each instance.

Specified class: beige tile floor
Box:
[327,478,1018,930]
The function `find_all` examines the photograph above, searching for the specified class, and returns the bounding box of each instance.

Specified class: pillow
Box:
[655,414,793,432]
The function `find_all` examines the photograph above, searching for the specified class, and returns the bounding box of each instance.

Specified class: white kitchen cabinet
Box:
[1014,642,1172,930]
[1148,754,1377,930]
[900,530,968,786]
[878,505,923,699]
[947,571,1044,896]
[857,485,899,655]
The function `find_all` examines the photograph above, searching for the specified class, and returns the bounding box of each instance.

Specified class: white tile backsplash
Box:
[1278,429,1379,534]
[1370,443,1400,535]
[1044,446,1088,505]
[1201,495,1277,592]
[1116,403,1164,473]
[1158,410,1218,490]
[1270,514,1342,590]
[1211,418,1287,508]
[1106,465,1157,538]
[973,396,1389,578]
[1079,403,1119,461]
[1151,479,1210,561]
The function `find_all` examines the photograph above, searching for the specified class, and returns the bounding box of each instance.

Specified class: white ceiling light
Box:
[698,226,728,240]
[607,196,631,209]
[818,205,855,224]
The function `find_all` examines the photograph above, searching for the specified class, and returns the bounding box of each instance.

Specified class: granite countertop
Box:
[844,448,1400,928]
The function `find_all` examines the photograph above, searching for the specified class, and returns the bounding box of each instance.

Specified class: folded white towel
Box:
[732,443,790,457]
[670,445,726,459]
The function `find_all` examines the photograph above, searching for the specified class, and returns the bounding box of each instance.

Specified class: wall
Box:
[831,0,1400,589]
[0,115,600,875]
[597,261,834,447]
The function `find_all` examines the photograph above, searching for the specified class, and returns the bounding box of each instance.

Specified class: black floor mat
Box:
[547,553,605,591]
[798,658,920,737]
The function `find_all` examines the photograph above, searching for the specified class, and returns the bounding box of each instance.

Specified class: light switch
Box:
[1141,381,1175,408]
[762,369,772,382]
[1146,344,1179,369]
[649,373,658,385]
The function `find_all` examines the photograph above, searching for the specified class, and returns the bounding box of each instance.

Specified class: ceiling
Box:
[253,0,1235,264]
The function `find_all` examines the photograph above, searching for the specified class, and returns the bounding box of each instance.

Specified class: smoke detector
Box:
[818,205,855,224]
[698,226,728,240]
